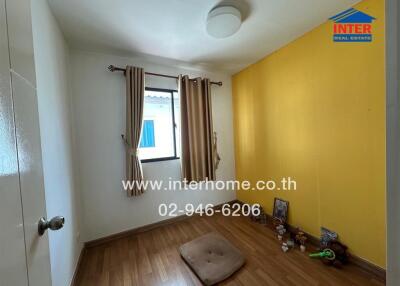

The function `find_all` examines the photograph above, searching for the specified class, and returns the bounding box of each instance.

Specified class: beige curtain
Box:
[124,66,145,196]
[179,75,218,182]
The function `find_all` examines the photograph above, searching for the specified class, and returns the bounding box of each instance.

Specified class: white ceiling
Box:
[49,0,360,74]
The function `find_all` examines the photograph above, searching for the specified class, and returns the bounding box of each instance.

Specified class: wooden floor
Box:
[75,214,384,286]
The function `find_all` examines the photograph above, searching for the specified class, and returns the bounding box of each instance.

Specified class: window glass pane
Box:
[139,120,155,148]
[139,90,175,160]
[173,91,181,157]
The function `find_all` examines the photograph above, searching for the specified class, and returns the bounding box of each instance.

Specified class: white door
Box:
[0,0,53,285]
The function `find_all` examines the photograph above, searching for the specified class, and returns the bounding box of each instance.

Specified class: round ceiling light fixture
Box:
[206,6,242,38]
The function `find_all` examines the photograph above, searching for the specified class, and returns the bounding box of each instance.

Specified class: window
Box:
[139,88,180,162]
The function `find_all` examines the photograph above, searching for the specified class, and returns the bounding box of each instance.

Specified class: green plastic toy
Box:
[309,249,336,261]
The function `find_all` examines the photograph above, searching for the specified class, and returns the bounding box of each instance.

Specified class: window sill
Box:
[141,157,180,163]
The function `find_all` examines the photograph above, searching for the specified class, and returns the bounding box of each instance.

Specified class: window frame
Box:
[140,87,180,163]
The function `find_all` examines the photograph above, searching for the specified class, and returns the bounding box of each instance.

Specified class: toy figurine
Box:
[286,239,295,248]
[295,231,308,252]
[282,242,289,253]
[276,224,286,240]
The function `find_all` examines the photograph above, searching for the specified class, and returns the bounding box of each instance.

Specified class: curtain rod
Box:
[107,65,223,86]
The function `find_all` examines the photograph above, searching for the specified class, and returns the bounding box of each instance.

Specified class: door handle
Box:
[38,216,65,236]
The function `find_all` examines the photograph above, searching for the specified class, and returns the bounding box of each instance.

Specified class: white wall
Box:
[70,50,236,241]
[31,1,82,286]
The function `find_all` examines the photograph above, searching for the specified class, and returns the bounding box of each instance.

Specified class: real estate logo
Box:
[329,8,376,42]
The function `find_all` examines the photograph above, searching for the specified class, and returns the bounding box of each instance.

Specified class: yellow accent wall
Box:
[233,0,386,267]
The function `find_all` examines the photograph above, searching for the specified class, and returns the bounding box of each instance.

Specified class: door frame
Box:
[385,0,399,284]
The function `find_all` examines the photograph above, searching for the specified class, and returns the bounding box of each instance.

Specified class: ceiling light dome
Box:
[206,6,242,38]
